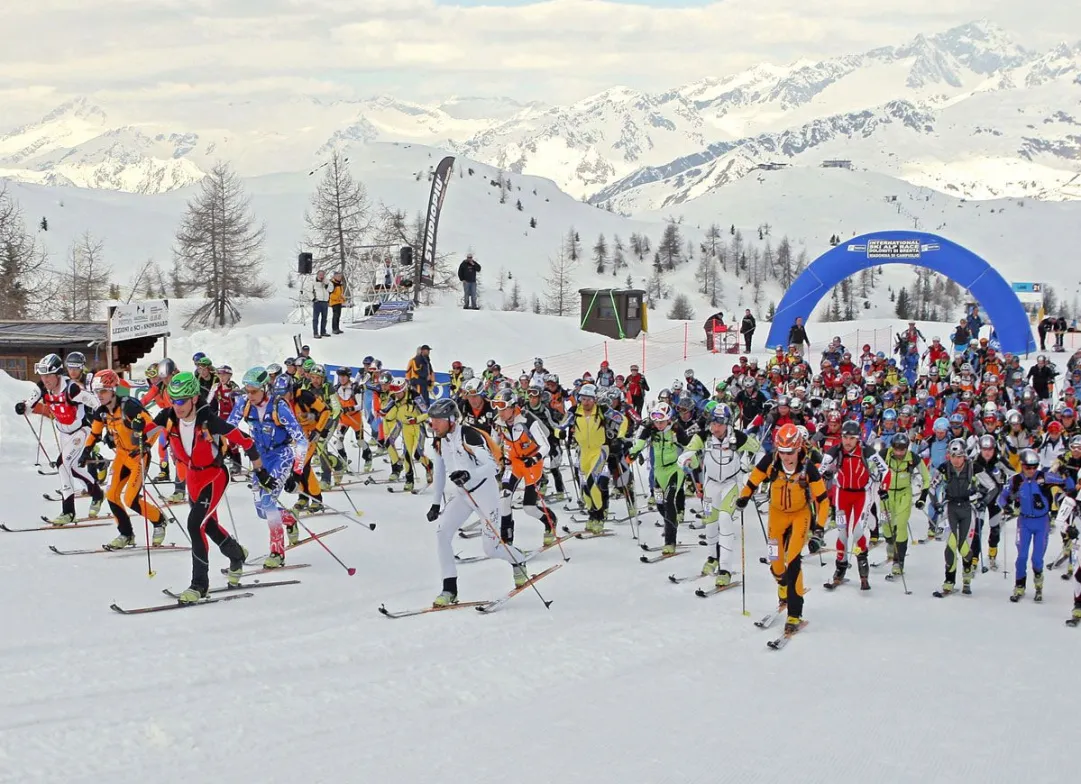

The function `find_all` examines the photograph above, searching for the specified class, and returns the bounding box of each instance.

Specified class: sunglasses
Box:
[1021,464,1038,470]
[172,397,193,407]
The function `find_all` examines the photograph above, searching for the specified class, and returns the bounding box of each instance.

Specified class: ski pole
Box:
[460,484,553,609]
[294,515,357,575]
[739,509,749,617]
[31,414,44,466]
[536,494,570,562]
[138,450,156,578]
[298,491,375,530]
[146,480,191,543]
[24,413,56,468]
[221,481,240,540]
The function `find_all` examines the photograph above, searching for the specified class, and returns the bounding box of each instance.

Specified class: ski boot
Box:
[87,497,104,518]
[548,491,566,503]
[988,546,998,572]
[1034,571,1044,603]
[890,562,904,578]
[177,585,208,604]
[885,539,896,563]
[292,496,310,513]
[167,489,186,504]
[940,580,955,595]
[828,560,849,588]
[286,522,299,546]
[661,544,677,556]
[784,615,803,635]
[333,471,345,487]
[433,591,458,607]
[48,513,76,527]
[701,557,718,576]
[152,523,167,547]
[1072,603,1081,624]
[306,499,325,515]
[363,458,374,473]
[226,547,249,587]
[585,517,606,535]
[857,553,871,591]
[154,463,171,482]
[402,481,415,493]
[103,534,135,551]
[542,529,557,547]
[715,570,733,588]
[1010,582,1025,603]
[962,566,974,595]
[513,564,530,588]
[263,552,286,569]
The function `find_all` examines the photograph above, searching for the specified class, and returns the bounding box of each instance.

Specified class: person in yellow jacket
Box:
[282,380,332,513]
[329,271,347,335]
[736,423,829,635]
[569,384,610,534]
[380,378,433,492]
[84,369,168,550]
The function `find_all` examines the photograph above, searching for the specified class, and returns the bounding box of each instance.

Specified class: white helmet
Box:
[462,378,483,395]
[578,384,598,399]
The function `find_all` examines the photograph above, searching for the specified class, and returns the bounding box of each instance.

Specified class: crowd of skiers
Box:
[14,319,1081,629]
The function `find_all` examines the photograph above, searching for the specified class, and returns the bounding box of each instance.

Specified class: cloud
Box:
[1,0,1077,126]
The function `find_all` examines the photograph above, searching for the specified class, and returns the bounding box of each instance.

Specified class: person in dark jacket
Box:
[1055,316,1068,352]
[740,309,756,352]
[406,345,435,406]
[704,311,725,351]
[457,253,481,310]
[786,317,809,353]
[1038,315,1055,351]
[1027,355,1058,400]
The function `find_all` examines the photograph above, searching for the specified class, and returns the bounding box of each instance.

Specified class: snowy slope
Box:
[1,312,1076,784]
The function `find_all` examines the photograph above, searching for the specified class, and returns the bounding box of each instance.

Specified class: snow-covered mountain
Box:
[0,21,1078,207]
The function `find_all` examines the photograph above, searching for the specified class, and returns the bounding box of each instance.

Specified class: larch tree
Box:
[304,150,372,288]
[543,247,577,317]
[174,162,271,329]
[65,231,111,320]
[592,233,608,274]
[0,186,56,319]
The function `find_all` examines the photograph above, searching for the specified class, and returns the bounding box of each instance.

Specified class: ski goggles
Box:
[491,397,514,410]
[649,410,669,422]
[171,396,194,407]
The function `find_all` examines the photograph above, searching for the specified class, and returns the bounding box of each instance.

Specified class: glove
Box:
[522,455,539,468]
[878,488,889,501]
[449,469,471,487]
[808,526,825,554]
[255,468,278,493]
[78,447,91,467]
[284,472,300,494]
[636,452,645,465]
[131,430,145,453]
[14,401,26,416]
[426,504,441,522]
[915,492,927,510]
[735,496,750,510]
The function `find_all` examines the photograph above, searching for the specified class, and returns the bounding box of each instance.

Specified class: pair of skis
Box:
[110,579,300,615]
[378,564,563,618]
[666,572,743,598]
[753,606,808,650]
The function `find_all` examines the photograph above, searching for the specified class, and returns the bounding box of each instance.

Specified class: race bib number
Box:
[653,487,664,504]
[1057,496,1077,525]
[702,498,713,515]
[767,538,781,563]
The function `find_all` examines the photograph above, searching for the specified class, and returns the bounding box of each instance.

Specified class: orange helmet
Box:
[92,369,120,393]
[774,423,802,453]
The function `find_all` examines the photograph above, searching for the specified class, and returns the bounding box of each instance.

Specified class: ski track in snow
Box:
[1,457,1075,783]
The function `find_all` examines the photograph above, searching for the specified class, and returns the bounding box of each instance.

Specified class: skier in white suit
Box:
[425,397,530,607]
[677,405,761,588]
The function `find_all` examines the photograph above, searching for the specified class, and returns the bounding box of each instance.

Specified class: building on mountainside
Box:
[579,288,646,340]
[821,160,853,170]
[0,322,159,380]
[754,162,789,171]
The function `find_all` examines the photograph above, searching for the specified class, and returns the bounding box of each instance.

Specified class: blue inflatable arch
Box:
[766,231,1037,355]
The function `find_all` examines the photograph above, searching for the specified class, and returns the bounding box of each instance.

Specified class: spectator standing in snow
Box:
[329,271,347,335]
[787,316,810,354]
[704,311,725,351]
[740,309,756,352]
[1054,316,1068,352]
[1038,315,1055,352]
[306,270,331,340]
[457,253,481,310]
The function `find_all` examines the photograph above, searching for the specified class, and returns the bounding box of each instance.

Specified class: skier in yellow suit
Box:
[736,423,829,635]
[381,378,433,492]
[569,384,610,533]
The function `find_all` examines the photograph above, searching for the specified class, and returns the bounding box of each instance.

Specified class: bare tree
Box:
[303,150,372,287]
[658,221,682,270]
[667,293,695,320]
[174,162,270,328]
[0,186,56,319]
[65,231,111,319]
[544,247,577,316]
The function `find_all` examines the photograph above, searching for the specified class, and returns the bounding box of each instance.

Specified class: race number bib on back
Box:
[767,538,781,563]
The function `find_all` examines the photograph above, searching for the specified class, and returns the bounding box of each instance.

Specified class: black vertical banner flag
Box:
[419,156,454,286]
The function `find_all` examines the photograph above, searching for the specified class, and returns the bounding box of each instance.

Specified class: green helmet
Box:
[195,356,214,368]
[242,366,269,389]
[302,358,316,372]
[167,371,199,400]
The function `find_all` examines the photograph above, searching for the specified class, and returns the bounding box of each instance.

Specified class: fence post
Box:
[641,332,647,373]
[604,341,609,364]
[683,323,688,361]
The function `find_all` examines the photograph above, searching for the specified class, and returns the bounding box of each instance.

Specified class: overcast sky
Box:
[1,0,1077,127]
